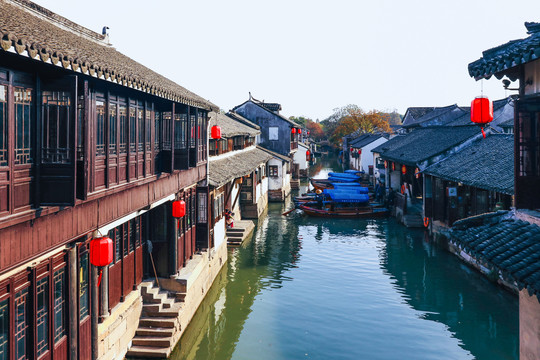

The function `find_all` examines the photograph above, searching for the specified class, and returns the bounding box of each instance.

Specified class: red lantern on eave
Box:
[90,237,113,267]
[172,200,186,218]
[384,160,388,168]
[306,150,310,160]
[298,129,302,134]
[471,96,493,138]
[350,147,354,153]
[291,128,296,134]
[401,165,407,175]
[392,162,395,171]
[211,125,222,139]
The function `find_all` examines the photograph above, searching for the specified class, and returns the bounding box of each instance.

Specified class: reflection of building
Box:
[468,21,540,360]
[0,1,224,359]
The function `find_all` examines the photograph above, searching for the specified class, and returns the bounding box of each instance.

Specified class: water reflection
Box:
[169,157,518,360]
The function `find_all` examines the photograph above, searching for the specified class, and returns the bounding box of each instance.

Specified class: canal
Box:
[169,157,519,360]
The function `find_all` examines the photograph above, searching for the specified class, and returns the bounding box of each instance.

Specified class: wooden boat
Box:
[299,203,389,218]
[310,178,369,191]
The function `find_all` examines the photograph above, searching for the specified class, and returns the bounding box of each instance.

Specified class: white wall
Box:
[268,158,283,190]
[525,59,540,96]
[293,146,308,170]
[213,217,226,249]
[231,183,241,219]
[255,173,269,202]
[360,138,387,172]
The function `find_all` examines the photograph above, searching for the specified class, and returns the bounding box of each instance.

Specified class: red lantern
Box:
[359,149,362,155]
[415,167,420,179]
[90,237,113,267]
[350,148,354,153]
[307,131,310,135]
[172,200,186,218]
[384,160,388,168]
[471,97,493,138]
[298,129,302,134]
[211,125,221,139]
[401,165,406,175]
[291,128,296,134]
[306,150,310,160]
[392,162,395,171]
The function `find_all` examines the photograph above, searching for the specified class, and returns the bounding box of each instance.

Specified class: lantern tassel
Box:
[481,127,486,138]
[97,269,103,287]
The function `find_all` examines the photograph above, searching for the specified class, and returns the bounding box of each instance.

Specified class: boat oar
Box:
[282,208,296,216]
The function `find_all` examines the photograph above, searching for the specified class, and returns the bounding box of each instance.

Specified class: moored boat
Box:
[299,203,389,218]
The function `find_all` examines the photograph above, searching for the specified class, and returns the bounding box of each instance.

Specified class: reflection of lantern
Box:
[90,237,113,267]
[401,165,406,175]
[471,97,493,138]
[211,125,222,139]
[291,128,296,134]
[172,200,186,218]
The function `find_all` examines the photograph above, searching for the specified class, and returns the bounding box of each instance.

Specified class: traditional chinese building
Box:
[0,1,224,359]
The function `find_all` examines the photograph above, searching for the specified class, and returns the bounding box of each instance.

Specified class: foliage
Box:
[289,116,325,140]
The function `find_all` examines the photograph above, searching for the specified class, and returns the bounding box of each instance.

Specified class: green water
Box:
[169,157,519,360]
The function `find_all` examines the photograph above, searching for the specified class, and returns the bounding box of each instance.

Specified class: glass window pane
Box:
[0,85,7,167]
[109,103,117,155]
[37,276,49,356]
[79,252,89,319]
[96,100,105,156]
[54,268,66,343]
[15,288,29,359]
[0,298,8,360]
[119,105,127,154]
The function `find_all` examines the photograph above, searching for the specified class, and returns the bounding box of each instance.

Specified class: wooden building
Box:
[422,134,514,228]
[468,21,540,360]
[0,1,222,359]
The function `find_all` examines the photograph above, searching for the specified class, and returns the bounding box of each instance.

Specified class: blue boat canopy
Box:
[327,186,369,194]
[324,191,370,203]
[328,172,360,179]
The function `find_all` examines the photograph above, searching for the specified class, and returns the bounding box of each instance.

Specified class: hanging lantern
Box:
[471,96,493,138]
[359,149,362,155]
[306,150,310,160]
[90,237,113,267]
[291,128,297,134]
[172,200,186,218]
[211,125,222,139]
[384,160,388,168]
[298,129,302,134]
[392,162,395,171]
[350,147,354,153]
[415,167,420,179]
[307,131,310,135]
[401,165,406,175]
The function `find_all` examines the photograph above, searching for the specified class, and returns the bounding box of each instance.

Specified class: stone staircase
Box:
[226,220,255,246]
[126,281,185,359]
[403,213,425,228]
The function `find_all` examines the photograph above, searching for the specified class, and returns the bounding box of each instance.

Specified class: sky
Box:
[35,0,540,121]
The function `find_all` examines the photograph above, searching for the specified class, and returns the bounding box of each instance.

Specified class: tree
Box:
[328,107,392,146]
[306,121,324,140]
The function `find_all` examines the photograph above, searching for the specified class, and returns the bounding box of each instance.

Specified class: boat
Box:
[299,203,389,218]
[310,178,369,191]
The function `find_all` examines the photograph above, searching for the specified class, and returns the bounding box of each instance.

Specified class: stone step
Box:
[143,304,181,318]
[126,345,170,359]
[172,292,187,302]
[226,228,245,233]
[226,232,244,238]
[143,291,169,304]
[136,327,174,337]
[162,298,177,308]
[132,336,172,348]
[139,317,177,329]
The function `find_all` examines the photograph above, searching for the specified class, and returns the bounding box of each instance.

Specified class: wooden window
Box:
[191,193,196,225]
[0,298,7,359]
[146,108,152,152]
[42,91,72,164]
[129,218,137,253]
[123,223,129,256]
[221,139,227,153]
[14,87,33,165]
[154,112,161,150]
[233,136,243,150]
[137,106,144,152]
[209,140,217,156]
[162,112,172,151]
[174,113,187,150]
[119,104,127,154]
[76,94,84,161]
[53,268,66,343]
[0,85,7,167]
[96,100,105,156]
[189,115,196,148]
[269,165,278,177]
[79,252,89,320]
[14,287,29,359]
[36,276,49,356]
[112,228,121,263]
[518,111,540,176]
[198,192,207,224]
[129,107,136,152]
[109,103,117,155]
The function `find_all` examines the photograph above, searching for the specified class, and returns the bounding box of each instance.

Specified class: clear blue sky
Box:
[37,0,540,120]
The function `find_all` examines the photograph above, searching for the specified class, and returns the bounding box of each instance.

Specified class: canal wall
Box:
[520,290,540,360]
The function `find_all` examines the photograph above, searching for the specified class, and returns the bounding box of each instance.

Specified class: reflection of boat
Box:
[299,203,389,218]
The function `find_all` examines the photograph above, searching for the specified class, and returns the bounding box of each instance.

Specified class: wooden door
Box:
[39,76,77,205]
[108,227,122,310]
[122,220,136,298]
[78,245,91,360]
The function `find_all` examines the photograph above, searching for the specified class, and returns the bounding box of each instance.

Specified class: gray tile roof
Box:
[422,134,514,195]
[350,134,384,148]
[371,126,481,166]
[402,107,435,125]
[208,147,272,187]
[256,146,291,163]
[232,99,298,127]
[469,22,540,80]
[446,97,515,132]
[208,112,260,138]
[0,0,217,111]
[448,211,540,300]
[402,105,469,129]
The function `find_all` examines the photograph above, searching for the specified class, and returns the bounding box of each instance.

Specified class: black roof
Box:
[402,104,468,129]
[422,134,514,195]
[350,134,384,148]
[208,112,260,138]
[401,107,435,127]
[232,98,297,127]
[446,97,514,132]
[468,22,540,80]
[371,126,482,166]
[448,211,540,300]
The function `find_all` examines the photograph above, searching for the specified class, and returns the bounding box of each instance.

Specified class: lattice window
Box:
[269,165,278,177]
[0,85,7,167]
[76,95,84,161]
[154,112,161,150]
[14,287,28,359]
[53,269,66,343]
[198,192,207,224]
[162,112,172,151]
[79,252,89,320]
[138,107,144,152]
[189,115,196,148]
[119,104,127,154]
[42,91,72,164]
[129,218,136,253]
[518,111,540,177]
[109,103,117,155]
[174,113,187,150]
[129,107,136,152]
[0,298,8,359]
[123,223,129,256]
[14,87,33,165]
[146,109,152,152]
[36,276,49,356]
[96,100,105,156]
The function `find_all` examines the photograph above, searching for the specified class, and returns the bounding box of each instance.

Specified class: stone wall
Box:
[520,290,540,360]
